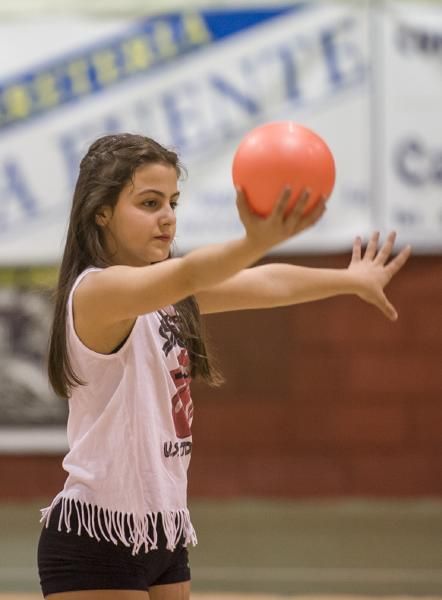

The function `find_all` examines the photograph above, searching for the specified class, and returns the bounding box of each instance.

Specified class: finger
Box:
[271,185,292,219]
[384,244,412,278]
[235,185,244,208]
[284,187,311,222]
[374,230,397,266]
[285,188,311,229]
[292,196,326,232]
[351,236,362,262]
[235,186,251,221]
[363,231,380,261]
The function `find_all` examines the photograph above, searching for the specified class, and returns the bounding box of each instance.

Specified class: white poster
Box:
[379,0,442,251]
[0,3,372,265]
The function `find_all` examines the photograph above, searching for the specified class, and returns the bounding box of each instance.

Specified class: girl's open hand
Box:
[236,186,327,252]
[348,231,412,321]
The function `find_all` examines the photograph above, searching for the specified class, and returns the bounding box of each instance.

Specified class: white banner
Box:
[1,2,441,266]
[0,3,372,264]
[379,1,442,250]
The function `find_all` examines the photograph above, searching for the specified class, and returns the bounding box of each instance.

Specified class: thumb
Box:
[378,293,398,321]
[235,187,249,221]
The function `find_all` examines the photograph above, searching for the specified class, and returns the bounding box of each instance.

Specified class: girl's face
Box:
[98,162,179,267]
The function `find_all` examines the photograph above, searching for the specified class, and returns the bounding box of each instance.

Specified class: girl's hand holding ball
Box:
[235,185,327,252]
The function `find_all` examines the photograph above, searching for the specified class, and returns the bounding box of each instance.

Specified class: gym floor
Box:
[1,499,441,597]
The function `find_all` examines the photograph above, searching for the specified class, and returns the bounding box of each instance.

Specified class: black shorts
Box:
[37,500,191,596]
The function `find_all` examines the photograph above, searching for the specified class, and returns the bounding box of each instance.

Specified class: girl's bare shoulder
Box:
[72,269,135,354]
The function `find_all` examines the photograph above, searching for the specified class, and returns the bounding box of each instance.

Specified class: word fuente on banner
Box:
[55,15,366,182]
[0,8,366,240]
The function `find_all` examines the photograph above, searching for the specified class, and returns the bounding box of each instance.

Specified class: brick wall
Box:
[1,254,441,500]
[188,253,442,498]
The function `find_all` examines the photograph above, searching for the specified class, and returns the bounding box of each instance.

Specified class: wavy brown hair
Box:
[48,133,223,399]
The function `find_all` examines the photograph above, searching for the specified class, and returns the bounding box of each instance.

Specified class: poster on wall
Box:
[0,268,68,452]
[379,0,442,250]
[0,2,371,268]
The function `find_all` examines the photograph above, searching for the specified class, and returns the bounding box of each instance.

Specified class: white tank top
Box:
[40,267,197,555]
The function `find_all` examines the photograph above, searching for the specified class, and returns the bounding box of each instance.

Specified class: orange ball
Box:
[232,121,336,216]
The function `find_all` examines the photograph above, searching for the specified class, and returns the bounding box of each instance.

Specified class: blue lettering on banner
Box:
[158,17,367,155]
[50,15,368,173]
[210,76,261,117]
[321,18,366,86]
[58,115,123,187]
[395,137,442,187]
[275,46,301,100]
[0,6,309,132]
[393,209,421,226]
[0,160,40,231]
[341,185,368,206]
[397,25,442,56]
[163,83,213,152]
[0,7,369,241]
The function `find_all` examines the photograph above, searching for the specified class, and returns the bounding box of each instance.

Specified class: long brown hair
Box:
[48,133,223,399]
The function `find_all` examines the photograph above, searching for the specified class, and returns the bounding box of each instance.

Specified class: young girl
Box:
[37,133,411,600]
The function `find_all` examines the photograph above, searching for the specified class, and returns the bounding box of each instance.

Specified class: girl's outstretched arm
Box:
[196,231,412,320]
[75,188,326,325]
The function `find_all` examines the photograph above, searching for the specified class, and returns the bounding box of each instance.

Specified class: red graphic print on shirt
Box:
[157,309,194,440]
[170,349,193,438]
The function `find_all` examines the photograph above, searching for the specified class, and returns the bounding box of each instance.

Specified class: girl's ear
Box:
[95,205,112,227]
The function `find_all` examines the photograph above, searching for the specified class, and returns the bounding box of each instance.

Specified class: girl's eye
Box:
[142,200,179,210]
[143,200,157,208]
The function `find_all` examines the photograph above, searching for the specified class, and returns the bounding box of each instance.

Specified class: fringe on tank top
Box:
[40,494,197,556]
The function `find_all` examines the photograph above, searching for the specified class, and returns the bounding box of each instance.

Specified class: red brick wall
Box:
[188,253,442,498]
[1,254,441,500]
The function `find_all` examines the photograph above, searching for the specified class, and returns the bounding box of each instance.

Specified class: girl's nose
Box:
[159,204,177,225]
